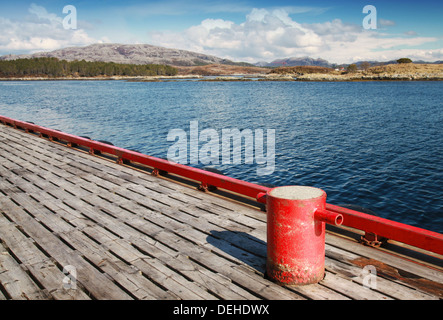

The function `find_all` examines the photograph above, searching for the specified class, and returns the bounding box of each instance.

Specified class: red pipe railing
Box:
[326,203,443,255]
[0,115,269,198]
[1,115,442,256]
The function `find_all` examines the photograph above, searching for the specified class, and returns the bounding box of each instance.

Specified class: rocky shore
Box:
[295,73,443,81]
[278,63,443,81]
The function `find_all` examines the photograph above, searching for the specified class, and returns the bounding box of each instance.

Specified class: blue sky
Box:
[1,0,442,63]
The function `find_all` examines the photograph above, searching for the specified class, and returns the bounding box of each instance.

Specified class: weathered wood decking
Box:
[0,123,442,300]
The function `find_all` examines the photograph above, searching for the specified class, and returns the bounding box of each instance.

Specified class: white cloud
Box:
[0,4,103,54]
[151,8,323,61]
[150,8,442,64]
[404,30,418,36]
[378,18,396,27]
[3,5,441,64]
[282,6,330,15]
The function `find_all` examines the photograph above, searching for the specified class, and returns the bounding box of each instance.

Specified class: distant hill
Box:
[256,57,442,69]
[175,64,270,76]
[256,57,332,68]
[0,43,241,67]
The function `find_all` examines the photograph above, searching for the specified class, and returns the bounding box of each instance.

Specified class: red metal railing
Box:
[1,115,442,256]
[325,203,443,255]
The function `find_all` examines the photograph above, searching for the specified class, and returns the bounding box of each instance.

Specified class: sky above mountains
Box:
[1,0,443,64]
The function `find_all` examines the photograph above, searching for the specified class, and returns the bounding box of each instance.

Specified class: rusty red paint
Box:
[351,257,443,298]
[1,115,442,256]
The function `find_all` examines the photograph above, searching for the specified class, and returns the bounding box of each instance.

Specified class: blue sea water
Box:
[0,80,442,233]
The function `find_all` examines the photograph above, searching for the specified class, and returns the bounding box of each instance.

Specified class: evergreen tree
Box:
[0,58,178,77]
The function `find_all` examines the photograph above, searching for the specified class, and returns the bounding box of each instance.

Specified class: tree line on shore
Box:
[0,57,178,77]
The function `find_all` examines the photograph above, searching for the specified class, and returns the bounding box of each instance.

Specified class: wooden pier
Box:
[0,123,442,300]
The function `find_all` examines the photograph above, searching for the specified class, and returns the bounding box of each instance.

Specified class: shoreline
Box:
[1,62,442,82]
[0,75,203,81]
[1,73,443,82]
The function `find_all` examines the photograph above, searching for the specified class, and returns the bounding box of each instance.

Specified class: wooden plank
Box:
[107,192,267,271]
[0,142,44,170]
[127,184,257,233]
[18,168,402,300]
[64,186,303,300]
[0,173,93,231]
[0,214,91,300]
[325,243,440,298]
[151,230,304,300]
[25,164,269,277]
[0,243,48,300]
[326,234,443,284]
[137,181,266,230]
[7,191,75,235]
[71,195,272,299]
[58,229,178,300]
[83,220,252,299]
[320,272,392,300]
[111,185,267,260]
[1,166,264,299]
[324,255,438,300]
[0,197,133,300]
[128,235,260,300]
[291,281,351,300]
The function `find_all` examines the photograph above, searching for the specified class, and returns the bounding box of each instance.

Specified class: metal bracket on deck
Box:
[198,182,219,192]
[150,168,168,177]
[360,232,386,248]
[198,183,209,192]
[118,157,131,165]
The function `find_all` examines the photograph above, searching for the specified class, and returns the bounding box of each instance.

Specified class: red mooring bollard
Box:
[266,186,343,285]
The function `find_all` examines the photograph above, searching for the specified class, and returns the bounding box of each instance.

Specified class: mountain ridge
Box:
[1,43,442,68]
[0,43,239,67]
[256,57,332,68]
[254,57,443,68]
